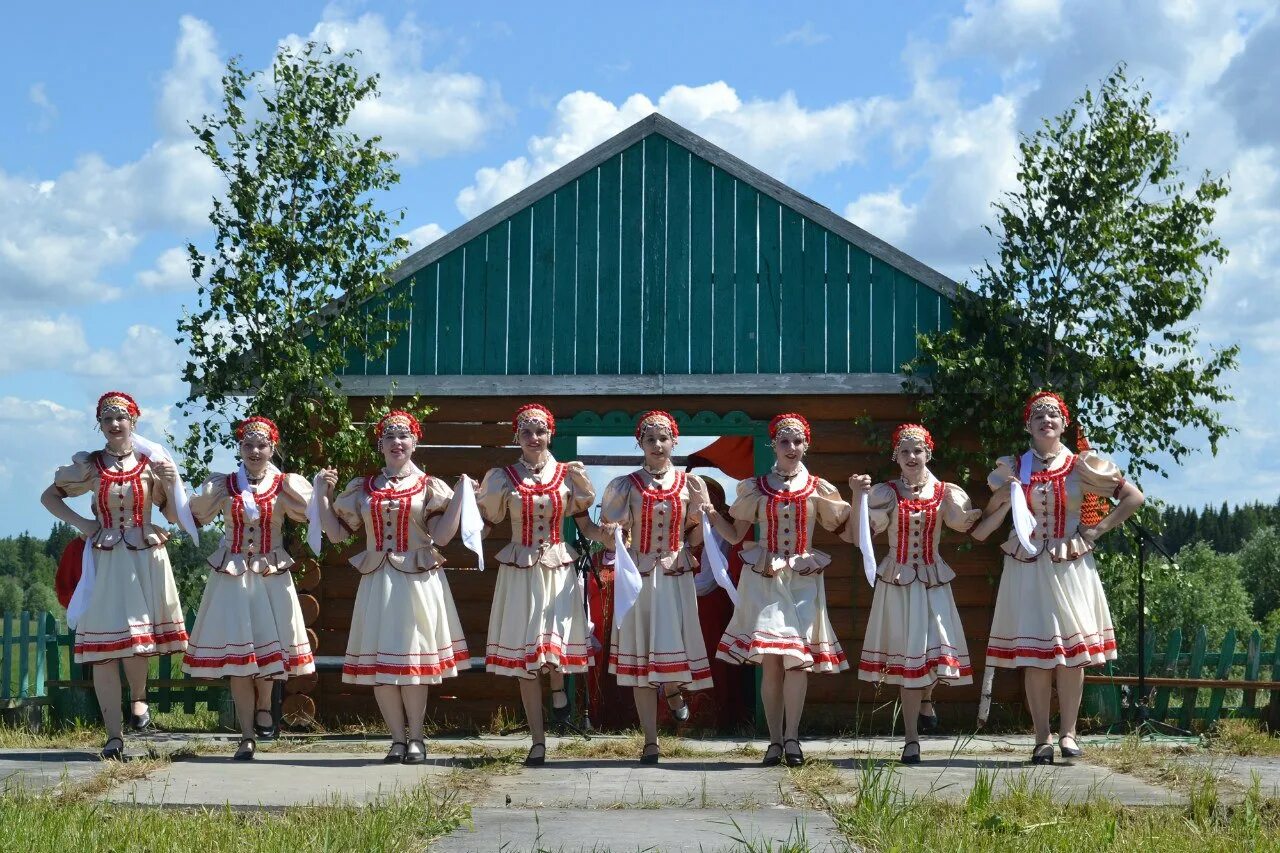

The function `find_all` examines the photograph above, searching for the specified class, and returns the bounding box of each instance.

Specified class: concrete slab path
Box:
[0,749,103,794]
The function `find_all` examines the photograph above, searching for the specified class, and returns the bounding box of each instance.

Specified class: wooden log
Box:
[282,693,317,727]
[285,670,318,695]
[298,594,320,626]
[294,560,322,592]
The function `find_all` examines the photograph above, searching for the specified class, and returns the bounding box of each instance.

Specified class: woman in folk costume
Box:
[848,424,1000,764]
[478,403,606,767]
[182,417,316,760]
[703,413,852,767]
[980,391,1144,764]
[316,410,470,765]
[39,392,192,760]
[601,410,713,764]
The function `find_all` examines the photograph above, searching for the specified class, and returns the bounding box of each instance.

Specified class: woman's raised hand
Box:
[149,458,178,484]
[317,467,339,495]
[848,474,872,495]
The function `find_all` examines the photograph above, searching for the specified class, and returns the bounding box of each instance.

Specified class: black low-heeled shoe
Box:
[1058,736,1083,759]
[253,709,277,739]
[524,742,547,767]
[233,737,256,761]
[761,742,783,767]
[403,739,426,765]
[918,701,940,734]
[550,688,571,724]
[129,703,151,731]
[639,742,660,765]
[100,736,124,762]
[383,741,407,764]
[663,687,690,722]
[783,738,805,767]
[1030,742,1055,765]
[900,740,922,765]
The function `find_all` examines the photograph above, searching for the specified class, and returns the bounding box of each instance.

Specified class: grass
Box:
[1207,718,1280,757]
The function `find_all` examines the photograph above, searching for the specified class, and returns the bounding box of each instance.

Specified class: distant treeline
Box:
[1156,499,1280,555]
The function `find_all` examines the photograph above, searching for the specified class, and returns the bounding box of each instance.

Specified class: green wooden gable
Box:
[341,114,958,395]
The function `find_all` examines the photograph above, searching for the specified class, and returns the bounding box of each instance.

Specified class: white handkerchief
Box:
[699,514,739,605]
[131,433,200,542]
[612,526,643,623]
[458,474,486,571]
[66,538,96,630]
[306,473,326,556]
[1009,449,1039,555]
[857,492,877,587]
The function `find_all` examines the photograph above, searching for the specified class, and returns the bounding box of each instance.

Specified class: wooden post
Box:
[1205,629,1238,724]
[1178,626,1209,731]
[1243,630,1263,717]
[1268,633,1280,732]
[17,611,31,699]
[2,611,13,704]
[1153,627,1182,722]
[34,612,51,698]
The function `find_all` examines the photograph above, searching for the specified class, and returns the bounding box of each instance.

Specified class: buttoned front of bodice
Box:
[190,468,312,576]
[477,459,595,570]
[729,472,850,574]
[53,451,178,550]
[333,473,455,574]
[602,470,706,575]
[864,477,980,586]
[988,449,1126,563]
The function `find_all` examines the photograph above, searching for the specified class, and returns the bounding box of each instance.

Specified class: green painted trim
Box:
[557,409,765,438]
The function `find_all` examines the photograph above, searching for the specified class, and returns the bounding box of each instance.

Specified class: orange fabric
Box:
[686,435,755,480]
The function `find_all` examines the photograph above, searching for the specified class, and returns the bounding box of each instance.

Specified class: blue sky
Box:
[3,1,1278,536]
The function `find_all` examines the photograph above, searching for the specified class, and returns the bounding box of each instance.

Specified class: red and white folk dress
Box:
[52,451,188,662]
[479,459,595,678]
[182,468,315,679]
[601,470,713,691]
[332,472,468,685]
[985,449,1126,669]
[716,470,852,672]
[856,477,980,688]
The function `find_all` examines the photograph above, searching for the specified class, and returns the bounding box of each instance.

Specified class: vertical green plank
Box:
[386,280,412,375]
[506,209,532,375]
[1,612,12,702]
[756,195,781,373]
[1153,626,1182,721]
[529,196,556,374]
[1270,633,1280,730]
[916,284,942,339]
[825,234,849,373]
[483,223,510,374]
[893,271,917,370]
[462,236,489,375]
[1205,629,1238,722]
[158,647,172,712]
[18,611,30,699]
[596,157,622,374]
[665,146,691,374]
[1243,630,1263,715]
[1177,625,1209,730]
[436,248,464,374]
[849,247,872,372]
[361,292,387,376]
[778,207,805,372]
[802,223,827,373]
[734,182,759,373]
[576,168,600,375]
[870,256,895,373]
[552,185,578,374]
[641,136,667,374]
[32,612,47,697]
[41,613,56,697]
[409,265,438,375]
[688,154,714,373]
[939,297,954,333]
[711,167,736,373]
[618,143,644,374]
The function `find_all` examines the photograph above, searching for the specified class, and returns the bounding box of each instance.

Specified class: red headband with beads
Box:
[635,410,679,441]
[892,423,935,452]
[375,410,421,441]
[769,412,811,443]
[236,416,280,444]
[1023,391,1070,424]
[96,391,140,419]
[513,403,556,436]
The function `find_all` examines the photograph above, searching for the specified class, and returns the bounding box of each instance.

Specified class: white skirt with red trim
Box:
[609,555,713,690]
[342,564,468,685]
[985,551,1117,669]
[73,544,188,663]
[182,569,314,679]
[485,561,592,678]
[715,562,848,673]
[858,579,972,688]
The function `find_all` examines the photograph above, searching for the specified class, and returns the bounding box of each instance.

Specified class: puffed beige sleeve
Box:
[987,456,1017,493]
[476,467,510,524]
[422,475,455,518]
[1075,450,1127,498]
[52,452,96,498]
[728,478,764,523]
[564,460,596,517]
[149,468,180,524]
[332,477,365,533]
[279,473,314,523]
[942,483,982,533]
[865,483,897,535]
[600,476,633,528]
[189,474,229,526]
[813,478,852,532]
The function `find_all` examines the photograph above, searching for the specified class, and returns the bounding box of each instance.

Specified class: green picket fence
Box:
[1,608,228,723]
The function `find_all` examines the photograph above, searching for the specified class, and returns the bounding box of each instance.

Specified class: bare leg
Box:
[92,661,124,743]
[634,686,659,755]
[1023,667,1054,745]
[920,681,936,719]
[1055,666,1084,745]
[519,676,546,747]
[402,685,430,743]
[122,655,149,717]
[900,687,922,758]
[229,676,256,739]
[548,669,568,713]
[253,679,275,732]
[374,685,408,758]
[760,656,785,746]
[781,668,808,742]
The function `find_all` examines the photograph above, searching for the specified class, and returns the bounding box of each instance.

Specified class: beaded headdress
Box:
[375,410,421,441]
[1023,391,1071,426]
[891,422,934,459]
[96,391,140,420]
[236,416,280,444]
[635,410,679,442]
[769,412,811,444]
[513,403,556,436]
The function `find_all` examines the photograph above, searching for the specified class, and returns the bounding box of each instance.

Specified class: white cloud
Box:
[844,190,916,246]
[0,313,90,374]
[136,246,195,291]
[28,83,57,131]
[456,83,884,218]
[73,324,185,397]
[777,22,830,47]
[159,16,224,137]
[403,223,446,254]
